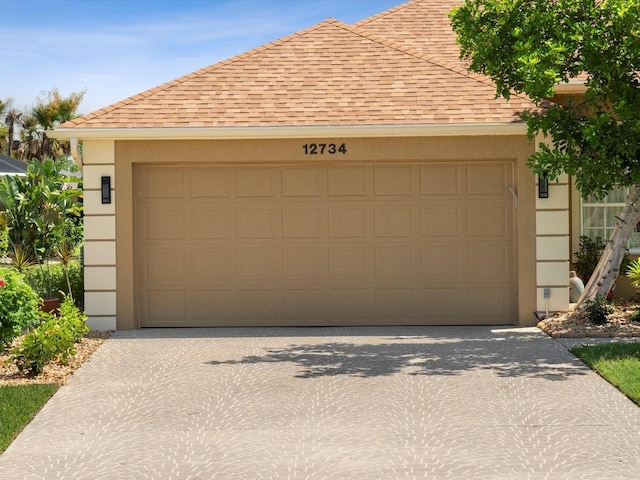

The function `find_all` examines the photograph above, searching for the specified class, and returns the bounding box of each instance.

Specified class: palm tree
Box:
[31,88,85,160]
[4,108,22,157]
[17,114,40,161]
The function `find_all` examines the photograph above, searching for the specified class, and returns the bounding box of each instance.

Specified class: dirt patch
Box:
[538,300,640,338]
[0,331,112,386]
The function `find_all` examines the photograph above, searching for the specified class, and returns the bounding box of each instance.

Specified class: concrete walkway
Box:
[1,326,640,479]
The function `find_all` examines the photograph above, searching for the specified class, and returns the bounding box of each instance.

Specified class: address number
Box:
[303,143,347,155]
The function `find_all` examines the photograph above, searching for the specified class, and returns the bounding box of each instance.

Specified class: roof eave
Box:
[48,123,528,141]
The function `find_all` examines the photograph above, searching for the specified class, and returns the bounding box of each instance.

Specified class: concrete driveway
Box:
[1,326,640,479]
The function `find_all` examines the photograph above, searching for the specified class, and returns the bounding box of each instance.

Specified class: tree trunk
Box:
[576,184,640,309]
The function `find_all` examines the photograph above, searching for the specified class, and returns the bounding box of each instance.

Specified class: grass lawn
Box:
[572,342,640,407]
[0,384,59,453]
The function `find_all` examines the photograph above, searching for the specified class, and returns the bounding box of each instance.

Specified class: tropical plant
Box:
[625,258,640,287]
[0,270,40,349]
[450,0,640,310]
[0,158,82,298]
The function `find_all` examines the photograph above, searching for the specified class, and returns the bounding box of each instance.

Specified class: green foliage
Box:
[625,257,640,287]
[584,295,614,325]
[572,342,640,407]
[0,213,8,258]
[450,0,640,198]
[0,384,58,453]
[630,306,640,323]
[10,296,89,376]
[0,157,82,298]
[0,270,40,349]
[574,236,606,281]
[25,261,83,309]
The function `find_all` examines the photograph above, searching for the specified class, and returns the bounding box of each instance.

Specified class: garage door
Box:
[134,162,515,327]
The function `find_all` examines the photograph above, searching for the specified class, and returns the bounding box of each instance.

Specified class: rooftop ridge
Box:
[339,16,537,108]
[352,0,419,28]
[63,19,341,128]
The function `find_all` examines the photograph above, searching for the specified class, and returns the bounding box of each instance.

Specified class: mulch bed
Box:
[0,331,112,386]
[538,299,640,338]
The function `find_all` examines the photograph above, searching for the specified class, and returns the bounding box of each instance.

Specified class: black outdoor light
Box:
[101,176,112,204]
[538,172,549,199]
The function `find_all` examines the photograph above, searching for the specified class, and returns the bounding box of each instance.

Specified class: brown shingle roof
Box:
[355,0,463,64]
[62,4,535,130]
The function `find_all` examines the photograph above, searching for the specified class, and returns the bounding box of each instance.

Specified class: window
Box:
[581,187,640,252]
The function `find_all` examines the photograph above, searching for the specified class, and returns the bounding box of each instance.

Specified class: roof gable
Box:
[61,4,535,130]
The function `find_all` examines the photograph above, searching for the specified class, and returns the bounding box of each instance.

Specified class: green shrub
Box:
[10,296,89,376]
[584,295,614,325]
[0,271,40,349]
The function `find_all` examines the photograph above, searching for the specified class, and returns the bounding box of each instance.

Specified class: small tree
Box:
[450,0,640,309]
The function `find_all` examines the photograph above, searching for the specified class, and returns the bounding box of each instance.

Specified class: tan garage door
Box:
[134,162,515,327]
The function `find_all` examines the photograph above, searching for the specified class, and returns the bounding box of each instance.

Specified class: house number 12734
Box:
[302,143,347,155]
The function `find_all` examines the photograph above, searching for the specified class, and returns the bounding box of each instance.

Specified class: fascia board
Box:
[47,123,527,141]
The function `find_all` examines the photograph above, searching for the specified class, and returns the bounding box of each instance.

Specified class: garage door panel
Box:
[235,290,278,320]
[283,247,327,281]
[143,205,184,240]
[328,206,369,238]
[374,165,413,196]
[329,247,370,280]
[465,288,509,323]
[467,163,508,195]
[421,204,461,237]
[236,167,278,197]
[420,164,460,195]
[282,166,324,197]
[190,206,232,239]
[282,289,324,321]
[421,289,461,321]
[375,246,415,280]
[143,167,184,198]
[421,245,461,283]
[146,290,185,325]
[189,167,230,198]
[467,202,509,237]
[187,247,233,285]
[327,289,372,320]
[375,288,416,319]
[188,290,231,323]
[145,248,185,285]
[467,244,512,281]
[328,165,369,197]
[237,247,280,282]
[237,207,278,239]
[374,205,414,237]
[282,207,323,238]
[136,162,516,327]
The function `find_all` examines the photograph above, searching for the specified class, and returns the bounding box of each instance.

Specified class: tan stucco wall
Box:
[91,135,537,328]
[82,141,117,330]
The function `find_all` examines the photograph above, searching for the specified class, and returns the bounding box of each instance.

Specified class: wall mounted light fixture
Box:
[101,176,112,204]
[538,172,549,199]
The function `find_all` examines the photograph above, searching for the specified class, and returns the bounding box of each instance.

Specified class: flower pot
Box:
[41,297,61,313]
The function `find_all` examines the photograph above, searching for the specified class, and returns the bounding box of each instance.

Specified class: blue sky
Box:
[1,0,402,115]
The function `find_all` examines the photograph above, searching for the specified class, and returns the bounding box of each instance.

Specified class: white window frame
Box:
[580,186,640,253]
